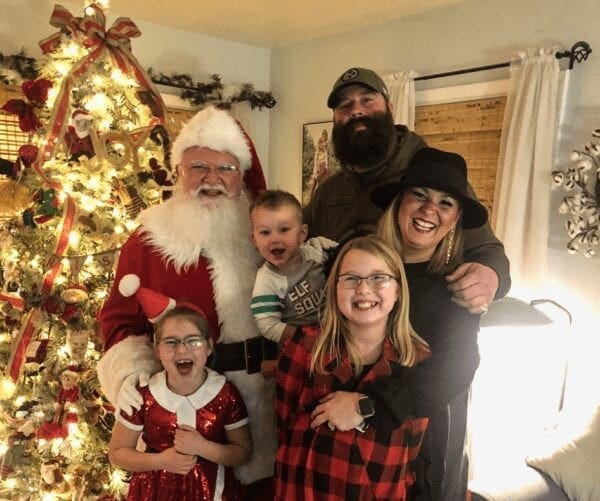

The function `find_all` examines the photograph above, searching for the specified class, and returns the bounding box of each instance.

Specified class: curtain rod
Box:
[415,40,592,82]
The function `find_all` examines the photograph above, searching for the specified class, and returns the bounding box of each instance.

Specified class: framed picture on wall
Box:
[301,121,341,205]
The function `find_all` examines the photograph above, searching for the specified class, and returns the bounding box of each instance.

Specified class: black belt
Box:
[212,337,278,374]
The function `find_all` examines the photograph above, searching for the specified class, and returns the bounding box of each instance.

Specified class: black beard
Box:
[332,110,396,169]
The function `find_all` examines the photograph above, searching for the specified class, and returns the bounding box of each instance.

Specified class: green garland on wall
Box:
[0,51,276,110]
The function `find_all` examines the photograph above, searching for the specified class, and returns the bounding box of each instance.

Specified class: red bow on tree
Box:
[1,79,53,132]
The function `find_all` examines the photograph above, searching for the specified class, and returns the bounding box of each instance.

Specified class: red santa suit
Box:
[98,106,274,484]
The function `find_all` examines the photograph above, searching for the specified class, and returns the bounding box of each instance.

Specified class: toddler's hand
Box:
[260,359,277,379]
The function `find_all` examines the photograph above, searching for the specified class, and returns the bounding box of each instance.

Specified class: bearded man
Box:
[97,106,276,494]
[304,67,510,312]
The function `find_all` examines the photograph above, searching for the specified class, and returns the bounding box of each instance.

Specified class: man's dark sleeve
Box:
[462,183,511,299]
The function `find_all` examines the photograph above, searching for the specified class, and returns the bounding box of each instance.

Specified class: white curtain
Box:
[493,47,566,296]
[382,71,417,129]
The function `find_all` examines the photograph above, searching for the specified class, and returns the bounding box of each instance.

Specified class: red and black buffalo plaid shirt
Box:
[275,325,429,500]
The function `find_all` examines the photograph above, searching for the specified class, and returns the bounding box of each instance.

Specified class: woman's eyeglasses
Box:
[157,335,207,352]
[337,273,397,290]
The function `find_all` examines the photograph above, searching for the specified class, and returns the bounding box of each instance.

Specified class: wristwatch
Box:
[358,395,375,419]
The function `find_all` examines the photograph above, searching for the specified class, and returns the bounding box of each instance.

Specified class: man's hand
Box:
[310,391,363,432]
[446,262,499,314]
[158,446,196,475]
[116,372,149,416]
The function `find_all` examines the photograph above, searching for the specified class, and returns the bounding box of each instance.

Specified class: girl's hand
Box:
[310,391,363,431]
[159,446,196,475]
[174,425,206,456]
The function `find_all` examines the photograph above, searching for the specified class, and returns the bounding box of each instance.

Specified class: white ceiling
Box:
[102,0,470,48]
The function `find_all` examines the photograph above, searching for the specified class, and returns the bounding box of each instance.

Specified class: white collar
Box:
[148,368,226,413]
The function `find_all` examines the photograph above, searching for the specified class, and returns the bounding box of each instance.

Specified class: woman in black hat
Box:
[371,147,488,500]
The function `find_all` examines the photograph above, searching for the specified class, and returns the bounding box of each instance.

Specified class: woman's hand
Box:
[310,391,363,431]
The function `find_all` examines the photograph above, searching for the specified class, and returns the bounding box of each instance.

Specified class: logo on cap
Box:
[341,68,360,82]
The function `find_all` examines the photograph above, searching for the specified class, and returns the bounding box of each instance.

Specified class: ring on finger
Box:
[480,303,488,315]
[327,422,336,431]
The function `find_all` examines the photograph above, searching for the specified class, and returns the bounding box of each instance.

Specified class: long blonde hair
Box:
[310,235,426,376]
[377,193,464,274]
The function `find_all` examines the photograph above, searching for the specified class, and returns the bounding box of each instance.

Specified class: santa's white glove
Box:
[306,236,338,254]
[117,372,149,416]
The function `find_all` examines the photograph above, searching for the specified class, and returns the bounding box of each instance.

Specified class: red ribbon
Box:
[39,4,83,55]
[8,309,42,381]
[0,293,25,311]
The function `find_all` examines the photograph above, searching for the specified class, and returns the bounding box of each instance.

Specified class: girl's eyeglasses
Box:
[337,273,397,290]
[157,335,207,352]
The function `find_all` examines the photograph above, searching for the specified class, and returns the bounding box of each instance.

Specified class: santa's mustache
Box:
[194,183,228,196]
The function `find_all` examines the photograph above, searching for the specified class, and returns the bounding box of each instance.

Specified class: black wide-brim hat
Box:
[371,147,488,229]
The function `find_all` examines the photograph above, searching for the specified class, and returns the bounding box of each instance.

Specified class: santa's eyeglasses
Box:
[184,161,239,177]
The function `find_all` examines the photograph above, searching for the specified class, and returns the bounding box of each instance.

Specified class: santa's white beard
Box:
[137,188,256,273]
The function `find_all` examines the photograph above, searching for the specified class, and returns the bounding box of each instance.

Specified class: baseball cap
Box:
[327,67,389,109]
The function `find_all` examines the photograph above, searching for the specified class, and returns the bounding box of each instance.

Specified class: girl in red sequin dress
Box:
[108,306,252,500]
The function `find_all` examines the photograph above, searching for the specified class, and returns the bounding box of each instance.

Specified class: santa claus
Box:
[97,106,275,493]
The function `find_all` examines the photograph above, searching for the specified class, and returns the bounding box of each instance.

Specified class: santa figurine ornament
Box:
[64,109,95,161]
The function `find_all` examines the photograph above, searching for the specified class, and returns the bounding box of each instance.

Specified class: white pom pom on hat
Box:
[118,274,176,323]
[117,274,209,325]
[171,105,252,171]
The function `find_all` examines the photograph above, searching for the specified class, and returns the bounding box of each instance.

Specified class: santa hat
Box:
[118,273,208,324]
[71,109,91,121]
[171,105,266,198]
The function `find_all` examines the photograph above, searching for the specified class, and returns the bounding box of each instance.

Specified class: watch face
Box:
[359,397,375,417]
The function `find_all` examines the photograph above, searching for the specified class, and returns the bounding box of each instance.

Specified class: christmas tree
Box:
[0,2,172,498]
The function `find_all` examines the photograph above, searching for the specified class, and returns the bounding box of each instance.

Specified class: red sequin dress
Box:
[118,368,248,500]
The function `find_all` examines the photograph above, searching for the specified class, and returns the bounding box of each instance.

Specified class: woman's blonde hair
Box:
[377,193,464,274]
[311,235,426,376]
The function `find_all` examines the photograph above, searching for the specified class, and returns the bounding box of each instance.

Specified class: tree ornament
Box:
[64,109,96,161]
[65,324,90,364]
[0,179,31,216]
[112,176,147,219]
[60,282,89,304]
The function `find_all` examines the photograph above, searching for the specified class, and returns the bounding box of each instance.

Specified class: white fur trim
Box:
[171,105,251,171]
[226,370,276,484]
[136,195,263,343]
[96,336,161,405]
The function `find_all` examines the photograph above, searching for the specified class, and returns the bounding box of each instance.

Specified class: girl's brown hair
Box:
[153,306,211,343]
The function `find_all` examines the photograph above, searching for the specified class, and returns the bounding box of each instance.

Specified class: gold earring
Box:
[445,227,455,265]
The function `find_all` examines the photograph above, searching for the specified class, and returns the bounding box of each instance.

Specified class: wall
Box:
[0,0,272,174]
[270,0,600,349]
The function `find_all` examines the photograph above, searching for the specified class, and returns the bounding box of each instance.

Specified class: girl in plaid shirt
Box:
[275,235,430,500]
